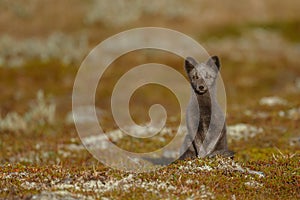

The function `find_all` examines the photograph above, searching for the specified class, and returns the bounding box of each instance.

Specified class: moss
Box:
[199,20,300,42]
[1,18,300,200]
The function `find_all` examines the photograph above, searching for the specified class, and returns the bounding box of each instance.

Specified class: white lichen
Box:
[244,110,269,119]
[217,158,265,178]
[31,190,94,200]
[278,107,300,120]
[0,90,56,132]
[259,96,288,106]
[66,106,105,125]
[227,124,263,142]
[0,112,27,132]
[24,90,56,125]
[244,180,263,188]
[289,137,300,147]
[55,173,177,196]
[85,0,192,27]
[21,181,38,190]
[207,29,300,66]
[286,108,300,120]
[0,32,88,67]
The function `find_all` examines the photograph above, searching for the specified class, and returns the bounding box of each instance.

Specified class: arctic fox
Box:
[179,56,234,160]
[143,56,233,165]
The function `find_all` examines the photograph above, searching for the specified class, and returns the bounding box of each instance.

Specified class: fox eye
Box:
[205,72,212,79]
[192,74,199,79]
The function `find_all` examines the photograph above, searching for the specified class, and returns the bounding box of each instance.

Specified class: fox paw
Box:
[207,150,235,159]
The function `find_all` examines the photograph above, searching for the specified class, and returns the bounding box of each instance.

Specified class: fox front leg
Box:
[179,106,200,160]
[179,135,197,160]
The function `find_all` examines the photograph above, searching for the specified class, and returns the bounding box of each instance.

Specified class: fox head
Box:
[184,56,220,95]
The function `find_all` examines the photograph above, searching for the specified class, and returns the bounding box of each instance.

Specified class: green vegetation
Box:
[200,20,300,42]
[0,0,300,199]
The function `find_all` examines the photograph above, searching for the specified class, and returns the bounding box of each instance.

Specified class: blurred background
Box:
[1,0,300,176]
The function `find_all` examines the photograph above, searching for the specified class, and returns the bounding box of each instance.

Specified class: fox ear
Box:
[185,57,197,73]
[207,56,220,70]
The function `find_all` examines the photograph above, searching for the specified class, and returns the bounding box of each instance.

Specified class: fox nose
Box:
[198,85,206,91]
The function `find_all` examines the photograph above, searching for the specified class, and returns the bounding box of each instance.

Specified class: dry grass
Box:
[0,0,300,199]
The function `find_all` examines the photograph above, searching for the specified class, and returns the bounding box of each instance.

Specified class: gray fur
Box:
[179,56,234,160]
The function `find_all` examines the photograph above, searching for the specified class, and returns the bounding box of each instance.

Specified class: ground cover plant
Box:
[0,0,299,199]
